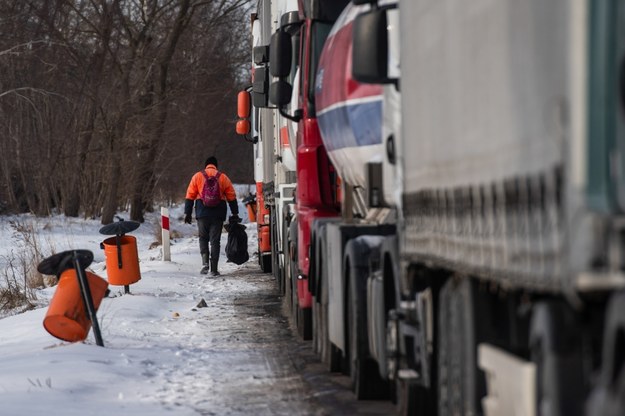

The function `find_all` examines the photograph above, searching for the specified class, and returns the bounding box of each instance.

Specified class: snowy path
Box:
[0,224,315,415]
[101,262,320,416]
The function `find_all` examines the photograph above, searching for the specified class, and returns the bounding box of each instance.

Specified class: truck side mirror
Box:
[269,80,293,107]
[270,31,292,78]
[235,91,251,136]
[353,9,387,83]
[236,119,251,135]
[353,8,396,84]
[280,11,302,34]
[237,91,251,119]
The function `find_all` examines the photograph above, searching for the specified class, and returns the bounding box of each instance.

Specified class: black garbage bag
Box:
[224,222,249,265]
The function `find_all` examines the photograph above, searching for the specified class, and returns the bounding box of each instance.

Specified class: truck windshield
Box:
[308,21,333,116]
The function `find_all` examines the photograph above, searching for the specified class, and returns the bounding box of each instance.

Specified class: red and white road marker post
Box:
[161,207,171,261]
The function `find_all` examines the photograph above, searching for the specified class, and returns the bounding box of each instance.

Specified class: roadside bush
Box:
[0,219,56,315]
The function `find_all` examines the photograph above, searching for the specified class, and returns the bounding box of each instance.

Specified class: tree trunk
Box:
[129,0,192,222]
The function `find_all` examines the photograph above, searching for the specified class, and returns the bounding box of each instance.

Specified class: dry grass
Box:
[0,254,37,313]
[0,219,57,314]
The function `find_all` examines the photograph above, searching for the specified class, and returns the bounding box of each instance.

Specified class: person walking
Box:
[184,156,239,275]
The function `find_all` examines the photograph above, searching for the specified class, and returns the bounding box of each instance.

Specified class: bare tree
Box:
[0,0,252,222]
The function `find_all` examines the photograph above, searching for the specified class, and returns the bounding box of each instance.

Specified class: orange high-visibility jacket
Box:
[185,164,238,220]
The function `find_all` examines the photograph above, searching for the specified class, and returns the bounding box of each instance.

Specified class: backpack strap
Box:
[200,170,220,179]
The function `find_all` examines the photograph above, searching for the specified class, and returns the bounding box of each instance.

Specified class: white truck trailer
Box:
[266,0,625,414]
[349,0,625,415]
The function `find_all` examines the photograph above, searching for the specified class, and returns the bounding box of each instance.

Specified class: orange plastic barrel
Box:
[102,235,141,286]
[43,270,108,342]
[259,225,271,252]
[246,203,257,222]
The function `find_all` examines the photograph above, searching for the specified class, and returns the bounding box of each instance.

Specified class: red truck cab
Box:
[269,1,349,338]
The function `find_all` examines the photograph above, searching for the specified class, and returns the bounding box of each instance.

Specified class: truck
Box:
[239,0,353,339]
[241,0,625,415]
[237,0,299,289]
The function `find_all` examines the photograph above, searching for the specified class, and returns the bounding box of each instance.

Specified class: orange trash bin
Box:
[246,203,257,223]
[43,269,108,342]
[242,193,257,223]
[101,235,141,286]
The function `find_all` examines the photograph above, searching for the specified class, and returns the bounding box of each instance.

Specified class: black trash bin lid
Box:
[99,221,140,236]
[242,193,256,204]
[37,250,94,276]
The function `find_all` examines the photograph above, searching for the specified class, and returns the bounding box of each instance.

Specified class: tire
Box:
[288,218,299,322]
[314,248,330,364]
[312,297,321,354]
[396,380,430,416]
[260,253,272,273]
[437,277,483,416]
[347,262,388,400]
[297,305,312,340]
[284,243,293,316]
[322,255,341,371]
[328,343,343,373]
[319,260,335,369]
[311,235,321,355]
[587,291,625,416]
[530,301,584,416]
[291,259,298,323]
[270,209,283,294]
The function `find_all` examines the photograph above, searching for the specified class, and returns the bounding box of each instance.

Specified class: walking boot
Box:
[210,258,220,276]
[200,253,210,275]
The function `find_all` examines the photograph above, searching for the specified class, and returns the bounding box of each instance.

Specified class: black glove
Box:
[229,214,241,224]
[184,213,192,224]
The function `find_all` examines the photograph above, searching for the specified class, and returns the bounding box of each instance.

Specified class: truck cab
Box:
[268,0,349,338]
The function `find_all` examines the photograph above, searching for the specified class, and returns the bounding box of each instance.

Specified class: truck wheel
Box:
[311,241,321,355]
[347,263,388,400]
[284,244,293,316]
[437,277,483,415]
[290,256,298,323]
[270,211,284,294]
[587,291,625,416]
[284,220,294,315]
[530,301,584,416]
[312,296,321,354]
[297,306,312,340]
[322,284,338,371]
[260,254,272,273]
[312,257,329,357]
[327,342,342,372]
[396,381,431,416]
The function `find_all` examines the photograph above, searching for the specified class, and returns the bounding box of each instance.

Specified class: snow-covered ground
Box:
[0,195,312,415]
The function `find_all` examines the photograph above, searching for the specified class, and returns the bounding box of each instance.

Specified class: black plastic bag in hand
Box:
[224,222,249,265]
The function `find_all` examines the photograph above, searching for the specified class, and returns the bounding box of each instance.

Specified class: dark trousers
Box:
[197,218,223,261]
